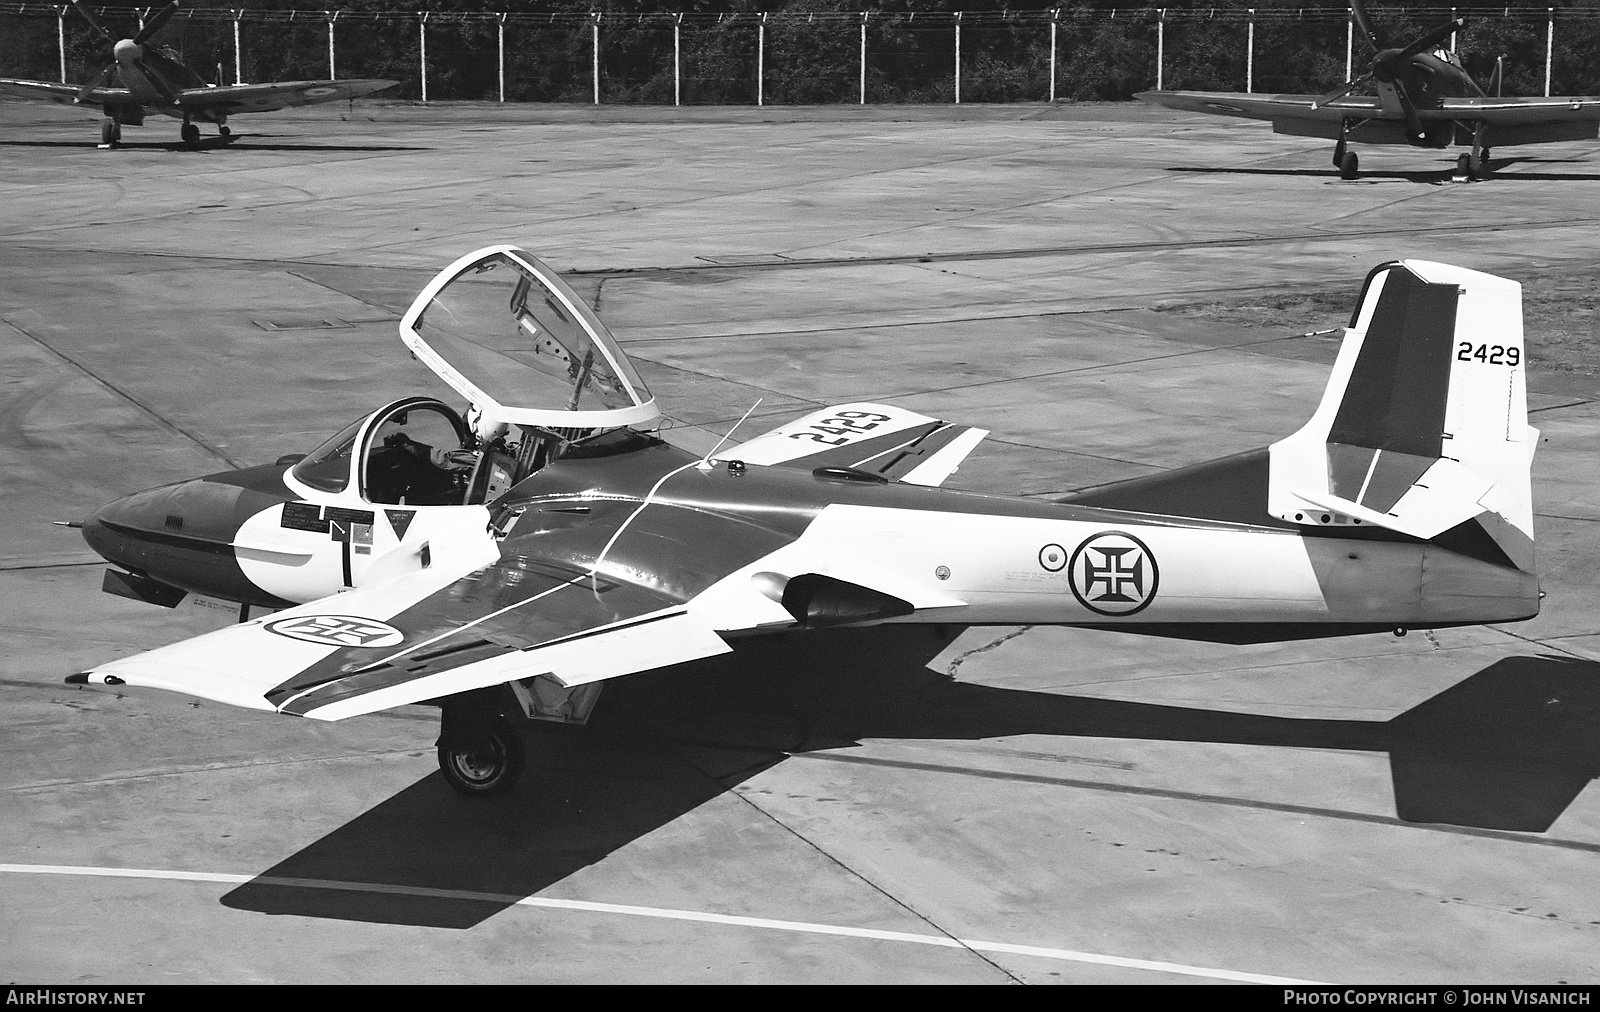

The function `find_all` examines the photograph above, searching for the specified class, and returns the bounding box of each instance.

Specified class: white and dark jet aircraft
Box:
[1137,0,1600,179]
[68,246,1542,797]
[0,2,394,149]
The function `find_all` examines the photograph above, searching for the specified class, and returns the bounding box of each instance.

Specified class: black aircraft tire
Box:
[437,721,525,797]
[181,123,200,148]
[100,120,118,147]
[219,125,231,137]
[1457,154,1473,179]
[1338,151,1359,180]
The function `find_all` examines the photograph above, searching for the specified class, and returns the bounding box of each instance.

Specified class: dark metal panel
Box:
[1329,265,1457,458]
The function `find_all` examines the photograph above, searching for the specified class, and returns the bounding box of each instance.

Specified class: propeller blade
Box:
[1313,73,1371,109]
[133,2,179,46]
[1395,19,1465,62]
[1351,0,1385,52]
[1391,78,1425,138]
[71,0,117,45]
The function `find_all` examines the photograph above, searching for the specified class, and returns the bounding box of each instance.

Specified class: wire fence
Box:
[2,4,1598,104]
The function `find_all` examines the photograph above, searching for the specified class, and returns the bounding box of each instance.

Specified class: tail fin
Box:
[1267,260,1537,570]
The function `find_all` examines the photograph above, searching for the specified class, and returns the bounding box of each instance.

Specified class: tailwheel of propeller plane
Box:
[181,122,200,149]
[99,119,119,148]
[1339,151,1360,180]
[219,125,231,138]
[437,721,525,797]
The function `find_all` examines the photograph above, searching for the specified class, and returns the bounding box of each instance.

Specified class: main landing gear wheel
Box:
[437,721,524,797]
[181,122,200,148]
[1338,151,1360,180]
[219,125,231,138]
[99,119,120,148]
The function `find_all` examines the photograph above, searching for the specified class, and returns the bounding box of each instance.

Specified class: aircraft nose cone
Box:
[81,477,251,575]
[113,39,141,64]
[81,487,164,571]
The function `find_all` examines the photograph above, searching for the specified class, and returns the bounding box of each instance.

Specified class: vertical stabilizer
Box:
[1267,260,1536,570]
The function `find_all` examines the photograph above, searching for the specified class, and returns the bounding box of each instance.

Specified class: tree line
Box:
[1,2,1596,103]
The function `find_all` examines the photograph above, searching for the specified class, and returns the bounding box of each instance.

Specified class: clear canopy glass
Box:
[401,248,659,430]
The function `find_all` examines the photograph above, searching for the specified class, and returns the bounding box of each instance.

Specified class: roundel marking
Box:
[301,86,339,98]
[1068,531,1159,617]
[1039,544,1067,572]
[265,614,404,648]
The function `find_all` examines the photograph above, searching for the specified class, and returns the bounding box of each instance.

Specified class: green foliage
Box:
[0,4,1596,103]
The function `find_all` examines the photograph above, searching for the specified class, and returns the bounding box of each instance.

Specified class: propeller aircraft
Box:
[0,2,395,149]
[67,246,1543,798]
[1137,0,1600,179]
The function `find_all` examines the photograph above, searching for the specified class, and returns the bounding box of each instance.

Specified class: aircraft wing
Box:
[726,402,988,487]
[1430,96,1600,122]
[70,537,731,722]
[1136,90,1382,124]
[0,78,128,108]
[175,79,396,114]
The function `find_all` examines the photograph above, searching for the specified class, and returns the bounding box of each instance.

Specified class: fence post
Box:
[673,13,681,107]
[758,13,765,107]
[326,11,337,81]
[860,12,869,105]
[1049,8,1058,103]
[954,11,961,104]
[57,6,66,83]
[1345,7,1353,83]
[233,8,243,84]
[1450,8,1458,54]
[498,13,507,103]
[1246,9,1254,93]
[419,13,428,103]
[1155,9,1164,91]
[1544,7,1553,96]
[591,12,601,104]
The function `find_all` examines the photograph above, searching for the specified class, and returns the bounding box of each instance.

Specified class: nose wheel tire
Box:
[1338,151,1359,180]
[438,721,524,797]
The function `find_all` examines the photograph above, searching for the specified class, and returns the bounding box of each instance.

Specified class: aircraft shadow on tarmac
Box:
[0,136,430,153]
[220,629,1600,928]
[1166,158,1600,183]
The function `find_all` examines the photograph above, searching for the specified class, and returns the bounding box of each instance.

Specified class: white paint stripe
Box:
[0,862,1319,984]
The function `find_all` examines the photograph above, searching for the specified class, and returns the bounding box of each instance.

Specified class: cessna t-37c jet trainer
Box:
[69,247,1542,797]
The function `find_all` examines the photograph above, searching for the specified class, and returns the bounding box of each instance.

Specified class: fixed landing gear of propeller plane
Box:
[1339,151,1361,180]
[98,118,120,149]
[1456,148,1492,180]
[180,122,200,149]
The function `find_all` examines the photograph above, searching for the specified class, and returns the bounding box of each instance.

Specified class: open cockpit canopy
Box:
[400,246,659,430]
